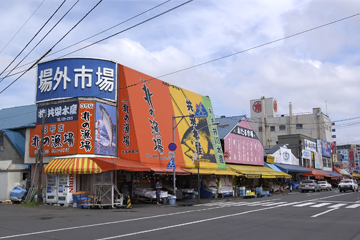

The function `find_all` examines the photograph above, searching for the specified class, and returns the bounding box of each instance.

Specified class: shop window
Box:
[258,127,262,132]
[279,125,286,131]
[296,124,303,129]
[270,126,275,131]
[323,158,326,167]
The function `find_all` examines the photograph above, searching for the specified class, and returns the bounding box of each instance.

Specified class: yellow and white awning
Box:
[44,158,102,174]
[227,164,292,179]
[183,168,241,176]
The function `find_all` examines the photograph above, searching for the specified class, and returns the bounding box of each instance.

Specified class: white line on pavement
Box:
[311,208,337,218]
[0,193,354,239]
[310,203,332,208]
[346,204,360,208]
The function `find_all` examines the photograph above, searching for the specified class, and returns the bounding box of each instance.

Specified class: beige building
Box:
[249,97,333,149]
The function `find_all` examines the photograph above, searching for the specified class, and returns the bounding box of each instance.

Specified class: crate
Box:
[237,189,246,197]
[188,193,198,199]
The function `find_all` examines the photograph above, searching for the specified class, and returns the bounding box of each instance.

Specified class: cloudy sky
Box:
[0,0,359,145]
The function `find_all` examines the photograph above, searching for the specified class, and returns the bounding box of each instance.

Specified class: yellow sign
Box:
[266,156,275,163]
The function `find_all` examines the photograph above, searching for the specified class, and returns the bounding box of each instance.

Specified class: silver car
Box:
[318,181,332,191]
[300,180,321,193]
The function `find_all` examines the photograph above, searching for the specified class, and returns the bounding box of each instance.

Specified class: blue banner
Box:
[321,139,331,157]
[36,102,78,125]
[36,58,116,102]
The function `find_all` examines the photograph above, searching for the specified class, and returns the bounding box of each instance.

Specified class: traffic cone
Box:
[126,195,132,209]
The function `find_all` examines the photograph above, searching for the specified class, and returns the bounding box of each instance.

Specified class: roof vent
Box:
[221,115,226,118]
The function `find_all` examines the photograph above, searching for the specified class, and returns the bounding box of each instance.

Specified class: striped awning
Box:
[44,158,102,174]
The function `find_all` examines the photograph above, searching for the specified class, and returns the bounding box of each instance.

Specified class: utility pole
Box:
[37,113,45,204]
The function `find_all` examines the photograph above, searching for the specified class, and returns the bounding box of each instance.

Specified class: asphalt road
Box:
[1,190,360,240]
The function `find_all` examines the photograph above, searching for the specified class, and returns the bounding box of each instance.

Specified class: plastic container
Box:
[168,195,176,205]
[72,192,86,204]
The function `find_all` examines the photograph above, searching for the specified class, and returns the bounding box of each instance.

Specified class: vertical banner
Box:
[349,149,355,169]
[315,140,322,169]
[95,103,116,156]
[78,102,95,154]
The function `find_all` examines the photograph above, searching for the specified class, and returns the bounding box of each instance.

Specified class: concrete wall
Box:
[0,135,23,164]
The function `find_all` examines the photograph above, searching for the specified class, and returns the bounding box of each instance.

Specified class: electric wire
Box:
[0,0,193,94]
[0,0,172,78]
[0,0,46,55]
[0,0,66,77]
[0,0,80,82]
[0,0,104,94]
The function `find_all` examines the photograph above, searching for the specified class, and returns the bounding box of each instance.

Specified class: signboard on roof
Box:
[36,102,78,125]
[36,58,117,102]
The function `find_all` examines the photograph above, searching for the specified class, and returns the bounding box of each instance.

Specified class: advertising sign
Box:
[95,102,116,156]
[337,149,349,161]
[302,150,311,159]
[280,148,292,164]
[225,118,264,166]
[304,139,316,152]
[349,149,355,169]
[321,139,331,158]
[36,102,78,125]
[315,140,322,169]
[29,121,78,157]
[78,102,94,154]
[36,58,116,102]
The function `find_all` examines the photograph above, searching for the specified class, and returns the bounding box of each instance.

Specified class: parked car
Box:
[317,181,332,191]
[338,179,359,192]
[300,180,321,193]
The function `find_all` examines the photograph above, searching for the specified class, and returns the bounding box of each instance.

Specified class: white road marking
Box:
[293,202,316,207]
[0,193,354,239]
[311,208,337,218]
[346,204,360,208]
[310,203,332,208]
[328,204,347,208]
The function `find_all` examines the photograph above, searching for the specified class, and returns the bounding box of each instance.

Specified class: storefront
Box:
[25,57,230,205]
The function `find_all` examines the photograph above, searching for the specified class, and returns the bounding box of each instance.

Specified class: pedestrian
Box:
[156,180,162,205]
[251,180,255,192]
[288,180,292,192]
[217,177,222,198]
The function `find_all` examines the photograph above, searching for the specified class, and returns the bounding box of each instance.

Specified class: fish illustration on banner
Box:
[95,103,116,155]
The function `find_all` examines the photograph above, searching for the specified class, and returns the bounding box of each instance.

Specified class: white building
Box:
[249,97,333,149]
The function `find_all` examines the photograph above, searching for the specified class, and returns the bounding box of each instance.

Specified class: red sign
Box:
[168,143,177,151]
[273,100,277,112]
[224,151,229,159]
[252,101,262,113]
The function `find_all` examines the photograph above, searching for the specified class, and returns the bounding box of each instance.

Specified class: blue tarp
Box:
[324,170,343,178]
[274,163,312,173]
[10,186,27,200]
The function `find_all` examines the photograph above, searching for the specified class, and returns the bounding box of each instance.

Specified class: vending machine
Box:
[57,174,76,204]
[46,174,58,203]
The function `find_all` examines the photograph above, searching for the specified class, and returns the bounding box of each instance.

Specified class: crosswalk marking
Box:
[310,203,332,208]
[328,204,347,208]
[294,202,316,207]
[345,204,360,209]
[194,201,360,209]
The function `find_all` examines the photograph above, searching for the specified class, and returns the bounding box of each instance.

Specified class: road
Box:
[1,190,360,240]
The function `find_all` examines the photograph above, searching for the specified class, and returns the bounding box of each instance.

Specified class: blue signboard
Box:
[321,139,331,158]
[167,158,176,169]
[195,102,208,118]
[36,58,116,102]
[337,149,349,161]
[36,102,78,125]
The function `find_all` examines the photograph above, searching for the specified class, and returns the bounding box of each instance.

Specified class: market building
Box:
[216,115,291,196]
[23,57,236,206]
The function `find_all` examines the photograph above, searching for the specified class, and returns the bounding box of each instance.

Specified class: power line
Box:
[0,0,46,55]
[120,12,360,89]
[0,0,193,94]
[0,0,104,94]
[0,0,66,77]
[0,0,80,82]
[0,0,172,79]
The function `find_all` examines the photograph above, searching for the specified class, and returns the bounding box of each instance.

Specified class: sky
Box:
[0,0,359,145]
